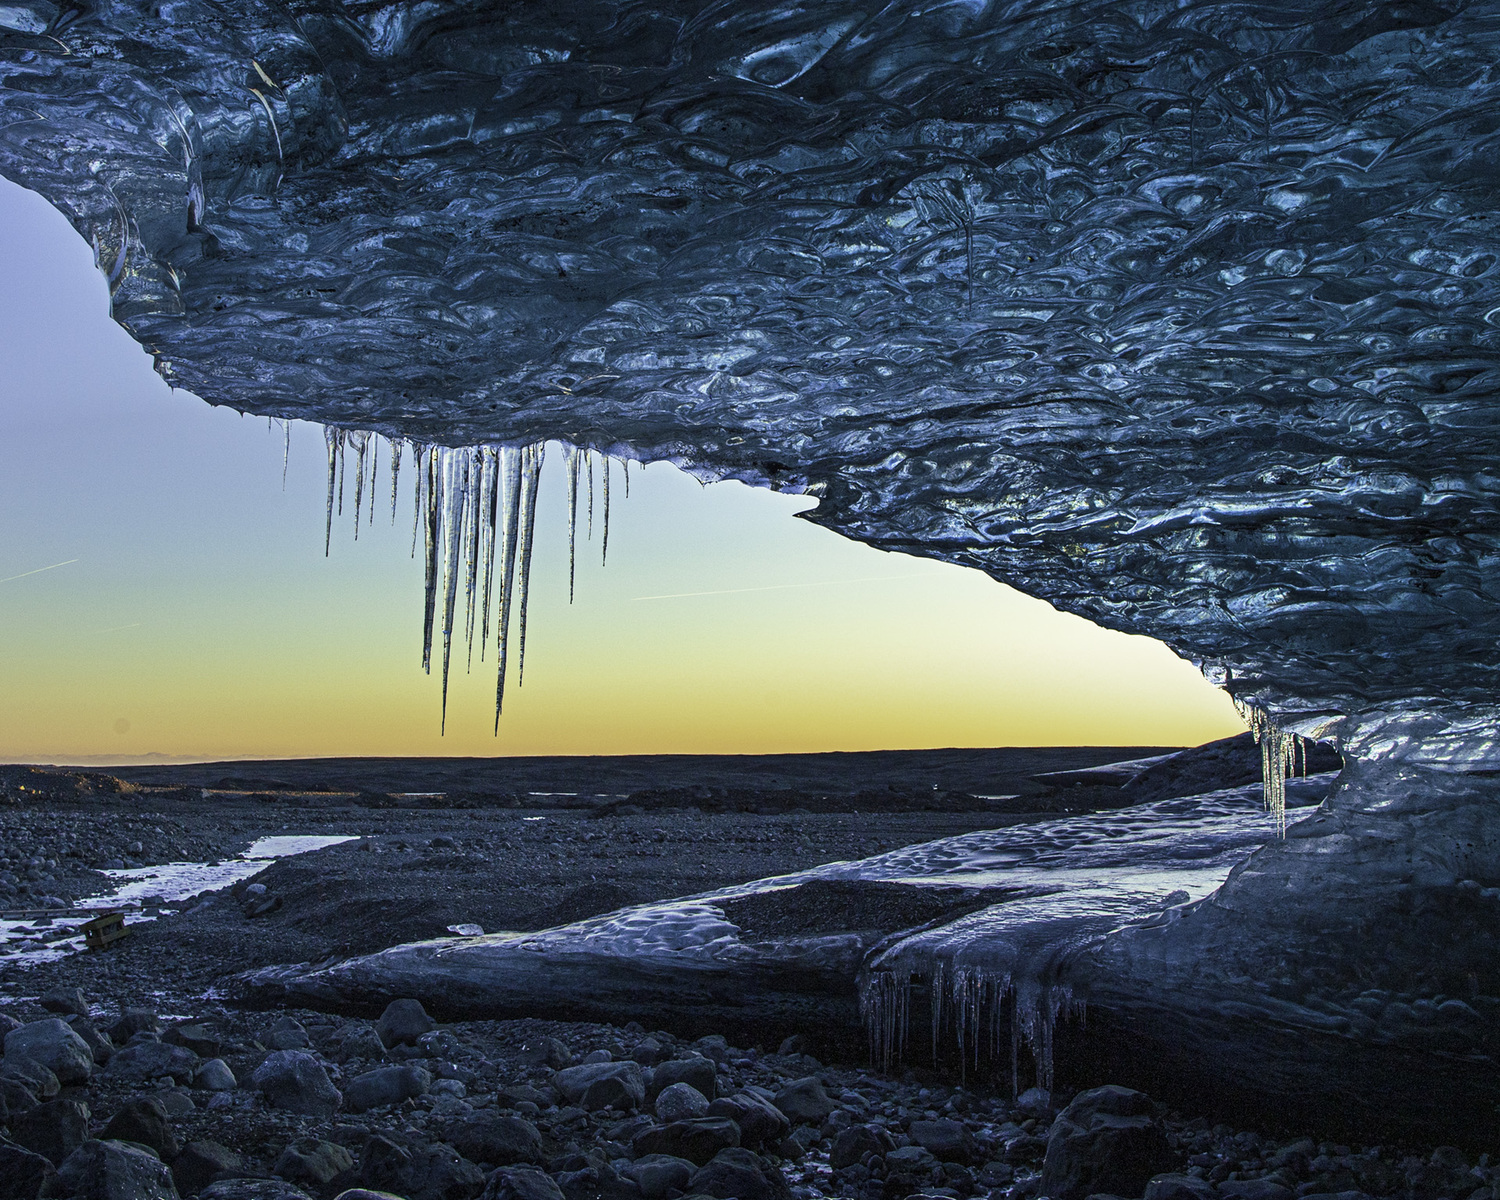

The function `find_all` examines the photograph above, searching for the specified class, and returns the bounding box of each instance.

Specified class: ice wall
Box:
[2,2,1499,761]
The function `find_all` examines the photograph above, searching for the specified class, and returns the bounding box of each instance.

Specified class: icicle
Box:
[478,448,500,662]
[564,444,582,602]
[586,448,595,540]
[412,443,429,559]
[369,436,380,527]
[336,430,347,517]
[351,432,369,538]
[421,447,442,674]
[437,449,471,733]
[390,440,403,524]
[515,443,544,687]
[623,457,630,498]
[492,447,524,730]
[601,456,611,566]
[1233,698,1299,836]
[463,449,486,671]
[323,427,341,556]
[282,420,291,490]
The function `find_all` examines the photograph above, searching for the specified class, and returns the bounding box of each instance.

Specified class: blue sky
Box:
[0,174,1241,763]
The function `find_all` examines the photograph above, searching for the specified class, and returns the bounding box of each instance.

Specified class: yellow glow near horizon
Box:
[0,176,1244,764]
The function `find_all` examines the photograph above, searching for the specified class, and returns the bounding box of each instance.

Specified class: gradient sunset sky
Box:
[0,176,1243,763]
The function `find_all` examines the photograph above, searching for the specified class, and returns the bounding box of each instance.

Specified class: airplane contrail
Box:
[0,558,78,585]
[632,575,919,601]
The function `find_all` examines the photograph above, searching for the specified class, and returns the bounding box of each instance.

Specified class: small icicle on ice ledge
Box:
[318,426,629,732]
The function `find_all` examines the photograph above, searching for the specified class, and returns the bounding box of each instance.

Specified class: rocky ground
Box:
[0,989,1482,1200]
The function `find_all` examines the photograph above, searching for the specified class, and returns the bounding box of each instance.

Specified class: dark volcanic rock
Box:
[439,1117,542,1168]
[4,1022,92,1086]
[106,1044,197,1086]
[344,1066,431,1113]
[374,1001,435,1050]
[1039,1087,1173,1200]
[0,1138,55,1200]
[52,1140,177,1200]
[250,1052,341,1117]
[771,1079,835,1125]
[172,1143,245,1196]
[101,1097,180,1161]
[200,1181,315,1200]
[687,1149,791,1200]
[274,1140,355,1188]
[12,1100,90,1167]
[479,1168,563,1200]
[646,1060,715,1102]
[359,1137,484,1200]
[632,1120,741,1167]
[554,1064,644,1113]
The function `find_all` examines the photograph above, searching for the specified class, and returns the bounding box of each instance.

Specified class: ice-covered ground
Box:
[0,834,355,966]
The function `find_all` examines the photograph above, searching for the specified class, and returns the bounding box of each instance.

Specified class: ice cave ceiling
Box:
[2,0,1498,760]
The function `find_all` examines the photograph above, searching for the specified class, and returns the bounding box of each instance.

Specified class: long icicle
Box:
[463,448,487,671]
[601,455,611,566]
[565,444,581,602]
[390,439,403,524]
[515,442,544,687]
[421,447,442,674]
[493,447,524,730]
[351,431,369,538]
[437,449,471,733]
[323,427,341,556]
[478,447,500,662]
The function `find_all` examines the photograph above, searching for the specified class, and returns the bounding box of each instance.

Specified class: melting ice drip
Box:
[318,427,626,730]
[1233,700,1310,836]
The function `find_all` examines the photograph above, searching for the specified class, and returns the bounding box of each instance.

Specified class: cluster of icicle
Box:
[861,964,1080,1093]
[1233,699,1309,836]
[319,427,624,731]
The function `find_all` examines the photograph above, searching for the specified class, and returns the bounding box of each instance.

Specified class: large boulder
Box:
[249,1052,341,1118]
[199,1182,314,1200]
[4,1022,92,1086]
[626,1157,695,1200]
[655,1084,709,1123]
[908,1118,974,1164]
[1039,1086,1173,1200]
[52,1140,178,1200]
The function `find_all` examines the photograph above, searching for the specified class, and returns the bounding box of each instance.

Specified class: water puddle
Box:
[0,834,357,966]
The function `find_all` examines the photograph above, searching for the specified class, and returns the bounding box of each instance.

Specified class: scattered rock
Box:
[654,1083,709,1123]
[200,1180,316,1200]
[250,1051,342,1117]
[374,1000,435,1050]
[37,991,88,1020]
[193,1060,236,1092]
[688,1147,792,1200]
[2,1060,58,1102]
[274,1140,355,1187]
[344,1065,431,1113]
[325,1025,385,1065]
[108,1011,163,1043]
[647,1058,716,1102]
[163,1025,220,1060]
[553,1063,644,1112]
[172,1142,245,1196]
[100,1097,180,1161]
[479,1167,563,1200]
[358,1136,484,1200]
[12,1099,90,1167]
[106,1042,198,1085]
[61,1018,113,1067]
[706,1092,788,1148]
[771,1078,835,1124]
[440,1117,542,1167]
[4,1021,92,1086]
[1039,1086,1173,1200]
[0,1137,55,1200]
[52,1140,177,1200]
[627,1156,695,1200]
[517,1040,570,1071]
[1145,1174,1219,1200]
[909,1117,973,1163]
[632,1118,741,1167]
[830,1125,886,1171]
